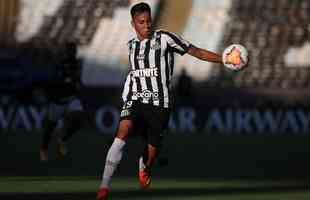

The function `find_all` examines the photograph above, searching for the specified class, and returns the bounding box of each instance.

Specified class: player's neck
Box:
[136,31,153,41]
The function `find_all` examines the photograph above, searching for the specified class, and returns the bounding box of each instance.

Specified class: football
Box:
[222,44,249,71]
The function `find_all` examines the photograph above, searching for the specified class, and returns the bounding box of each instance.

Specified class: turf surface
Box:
[1,176,310,200]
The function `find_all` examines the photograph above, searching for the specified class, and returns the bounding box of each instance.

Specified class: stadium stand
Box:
[175,0,232,81]
[7,0,310,93]
[15,0,129,44]
[155,0,192,34]
[0,0,19,46]
[173,0,310,92]
[14,0,157,86]
[79,0,160,86]
[8,0,162,87]
[14,0,160,86]
[206,0,310,90]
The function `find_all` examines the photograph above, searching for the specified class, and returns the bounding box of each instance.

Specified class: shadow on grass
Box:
[2,184,310,200]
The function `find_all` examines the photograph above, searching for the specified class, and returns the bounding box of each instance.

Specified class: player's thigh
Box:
[47,103,65,122]
[118,101,145,139]
[64,110,85,128]
[145,106,170,147]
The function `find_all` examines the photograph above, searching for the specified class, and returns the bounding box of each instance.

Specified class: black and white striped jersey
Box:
[122,30,191,108]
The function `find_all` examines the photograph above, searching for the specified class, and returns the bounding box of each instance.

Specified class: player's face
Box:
[131,11,152,40]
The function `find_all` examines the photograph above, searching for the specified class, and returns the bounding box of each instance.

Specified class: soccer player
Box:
[39,42,85,162]
[97,2,243,199]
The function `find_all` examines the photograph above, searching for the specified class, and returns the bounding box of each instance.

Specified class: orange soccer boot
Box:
[139,168,151,189]
[96,187,109,200]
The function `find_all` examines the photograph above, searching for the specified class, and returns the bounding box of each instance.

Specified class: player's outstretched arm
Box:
[187,45,241,66]
[187,45,222,63]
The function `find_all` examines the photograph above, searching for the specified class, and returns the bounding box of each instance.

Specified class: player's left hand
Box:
[224,47,241,65]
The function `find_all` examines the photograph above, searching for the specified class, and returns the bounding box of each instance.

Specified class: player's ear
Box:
[131,20,134,28]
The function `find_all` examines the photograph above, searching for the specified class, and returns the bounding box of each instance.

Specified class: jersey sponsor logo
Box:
[120,101,132,117]
[151,42,160,50]
[137,54,145,60]
[131,68,158,78]
[133,90,159,101]
[120,109,130,117]
[122,101,133,109]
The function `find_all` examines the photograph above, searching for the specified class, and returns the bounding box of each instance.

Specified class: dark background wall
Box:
[1,89,310,179]
[2,130,310,180]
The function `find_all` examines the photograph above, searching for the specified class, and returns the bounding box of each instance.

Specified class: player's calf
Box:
[40,148,49,162]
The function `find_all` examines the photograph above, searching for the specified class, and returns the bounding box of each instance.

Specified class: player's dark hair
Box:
[130,2,151,18]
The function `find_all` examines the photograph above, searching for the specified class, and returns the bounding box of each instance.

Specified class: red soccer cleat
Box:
[96,187,109,200]
[139,169,151,189]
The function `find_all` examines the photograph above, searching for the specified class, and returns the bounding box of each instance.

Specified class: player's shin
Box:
[40,118,57,161]
[41,118,57,149]
[146,144,157,167]
[139,143,148,170]
[99,138,126,189]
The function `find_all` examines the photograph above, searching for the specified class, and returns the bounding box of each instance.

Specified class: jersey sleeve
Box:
[161,31,191,55]
[121,71,132,102]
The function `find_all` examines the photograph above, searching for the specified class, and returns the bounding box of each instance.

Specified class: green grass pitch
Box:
[1,176,310,200]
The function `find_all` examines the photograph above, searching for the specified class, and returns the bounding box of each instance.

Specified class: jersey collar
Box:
[133,31,156,43]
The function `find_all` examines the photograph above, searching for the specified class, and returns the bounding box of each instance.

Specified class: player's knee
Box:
[148,134,163,149]
[116,130,129,140]
[65,110,85,128]
[116,120,133,140]
[43,116,57,129]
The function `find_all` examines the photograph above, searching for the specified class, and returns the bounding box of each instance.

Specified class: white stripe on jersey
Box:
[122,73,131,102]
[138,40,149,104]
[160,36,169,108]
[163,31,191,54]
[149,38,159,106]
[131,41,138,100]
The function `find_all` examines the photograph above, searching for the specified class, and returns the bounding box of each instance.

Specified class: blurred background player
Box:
[176,68,194,107]
[39,41,85,162]
[96,2,243,200]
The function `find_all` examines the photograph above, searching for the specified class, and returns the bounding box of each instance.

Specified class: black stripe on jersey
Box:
[127,50,133,101]
[160,30,189,54]
[170,51,175,77]
[143,39,154,104]
[127,38,135,46]
[133,41,142,92]
[165,46,171,83]
[165,48,173,107]
[155,32,164,107]
[127,73,133,102]
[169,51,174,106]
[144,40,151,69]
[128,41,134,69]
[170,46,186,55]
[165,46,175,79]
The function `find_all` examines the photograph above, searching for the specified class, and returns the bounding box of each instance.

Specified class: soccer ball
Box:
[222,44,249,71]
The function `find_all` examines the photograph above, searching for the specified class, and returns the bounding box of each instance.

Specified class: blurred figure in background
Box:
[97,2,243,200]
[39,41,86,162]
[176,68,193,106]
